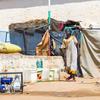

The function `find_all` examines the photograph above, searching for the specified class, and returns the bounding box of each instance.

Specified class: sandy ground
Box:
[0,0,100,30]
[0,95,100,100]
[1,95,100,100]
[0,78,100,100]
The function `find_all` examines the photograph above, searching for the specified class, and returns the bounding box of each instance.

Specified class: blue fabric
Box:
[64,27,81,43]
[0,84,6,92]
[50,32,66,55]
[50,27,81,56]
[10,31,42,55]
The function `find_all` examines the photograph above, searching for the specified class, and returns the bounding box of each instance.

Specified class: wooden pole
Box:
[48,0,51,30]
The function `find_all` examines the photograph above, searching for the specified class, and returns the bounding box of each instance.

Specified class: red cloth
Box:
[58,22,64,31]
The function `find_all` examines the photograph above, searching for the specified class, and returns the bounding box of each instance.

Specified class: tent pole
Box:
[48,0,51,55]
[48,0,51,31]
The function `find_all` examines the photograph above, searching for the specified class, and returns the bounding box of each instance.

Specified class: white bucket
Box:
[30,70,37,83]
[42,68,49,81]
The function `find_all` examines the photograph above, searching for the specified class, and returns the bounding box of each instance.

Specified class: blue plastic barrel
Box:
[1,77,13,84]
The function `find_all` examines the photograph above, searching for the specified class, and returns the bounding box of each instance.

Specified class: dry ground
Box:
[0,78,100,100]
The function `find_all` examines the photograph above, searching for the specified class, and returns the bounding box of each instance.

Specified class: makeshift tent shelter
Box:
[9,18,80,54]
[80,29,100,78]
[9,18,100,78]
[9,19,48,55]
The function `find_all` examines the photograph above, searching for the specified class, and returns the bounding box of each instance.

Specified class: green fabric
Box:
[48,10,51,25]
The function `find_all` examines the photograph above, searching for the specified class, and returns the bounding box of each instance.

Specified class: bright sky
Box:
[0,31,10,42]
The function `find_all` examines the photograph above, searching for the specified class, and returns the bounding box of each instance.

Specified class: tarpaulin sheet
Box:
[80,29,100,78]
[10,31,42,55]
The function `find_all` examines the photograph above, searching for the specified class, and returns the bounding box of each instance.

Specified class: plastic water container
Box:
[1,77,13,84]
[13,78,21,91]
[31,70,37,83]
[0,84,6,92]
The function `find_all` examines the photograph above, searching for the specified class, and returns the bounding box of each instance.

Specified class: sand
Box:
[0,78,100,100]
[0,0,100,30]
[0,95,100,100]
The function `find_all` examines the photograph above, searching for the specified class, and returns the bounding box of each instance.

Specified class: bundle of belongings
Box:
[9,19,48,35]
